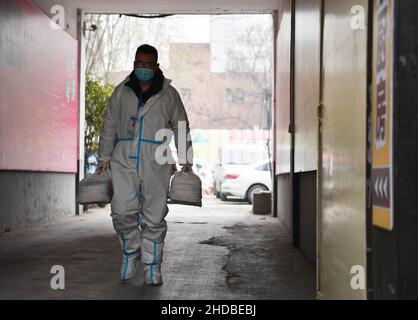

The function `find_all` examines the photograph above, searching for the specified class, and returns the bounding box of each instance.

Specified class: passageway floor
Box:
[0,196,315,300]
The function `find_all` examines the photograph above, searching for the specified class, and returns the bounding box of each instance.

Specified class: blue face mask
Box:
[134,68,154,82]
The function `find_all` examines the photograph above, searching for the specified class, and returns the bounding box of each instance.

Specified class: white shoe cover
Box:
[144,264,163,285]
[120,252,140,281]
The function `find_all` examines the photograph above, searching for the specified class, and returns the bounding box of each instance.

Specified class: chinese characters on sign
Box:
[372,0,394,231]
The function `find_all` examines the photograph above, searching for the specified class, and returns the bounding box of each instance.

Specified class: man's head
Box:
[134,44,159,82]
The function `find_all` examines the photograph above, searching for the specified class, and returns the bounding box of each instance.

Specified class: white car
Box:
[220,159,272,204]
[213,144,269,198]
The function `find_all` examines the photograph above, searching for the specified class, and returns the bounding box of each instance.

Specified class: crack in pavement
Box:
[197,221,316,299]
[172,222,208,225]
[198,231,242,288]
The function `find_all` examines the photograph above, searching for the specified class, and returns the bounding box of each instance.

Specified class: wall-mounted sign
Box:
[0,0,78,173]
[372,0,394,231]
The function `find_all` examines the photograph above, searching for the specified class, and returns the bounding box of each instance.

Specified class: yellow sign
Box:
[372,0,394,231]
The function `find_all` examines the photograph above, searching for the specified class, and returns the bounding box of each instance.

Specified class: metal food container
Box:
[168,171,202,207]
[77,171,113,205]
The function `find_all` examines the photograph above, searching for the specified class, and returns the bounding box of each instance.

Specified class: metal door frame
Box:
[316,0,325,299]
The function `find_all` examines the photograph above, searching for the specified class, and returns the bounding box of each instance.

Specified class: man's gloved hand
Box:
[95,160,111,175]
[181,164,193,173]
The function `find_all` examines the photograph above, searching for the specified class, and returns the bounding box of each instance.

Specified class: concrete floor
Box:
[0,196,315,300]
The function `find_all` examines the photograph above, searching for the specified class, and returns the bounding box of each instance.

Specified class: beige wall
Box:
[294,0,320,173]
[274,0,369,299]
[318,0,368,300]
[275,0,292,175]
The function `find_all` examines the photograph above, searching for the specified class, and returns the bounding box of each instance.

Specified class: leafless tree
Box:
[85,14,177,82]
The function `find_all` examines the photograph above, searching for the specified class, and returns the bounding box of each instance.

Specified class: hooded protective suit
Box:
[98,70,193,284]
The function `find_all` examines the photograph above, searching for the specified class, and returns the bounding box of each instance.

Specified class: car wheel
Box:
[216,191,221,199]
[247,184,268,205]
[221,193,228,201]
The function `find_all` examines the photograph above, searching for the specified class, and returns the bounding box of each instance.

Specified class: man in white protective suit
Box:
[96,44,193,286]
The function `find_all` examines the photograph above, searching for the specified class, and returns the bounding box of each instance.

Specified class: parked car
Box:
[220,159,272,204]
[213,144,269,198]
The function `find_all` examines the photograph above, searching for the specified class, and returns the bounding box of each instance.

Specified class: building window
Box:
[226,88,245,104]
